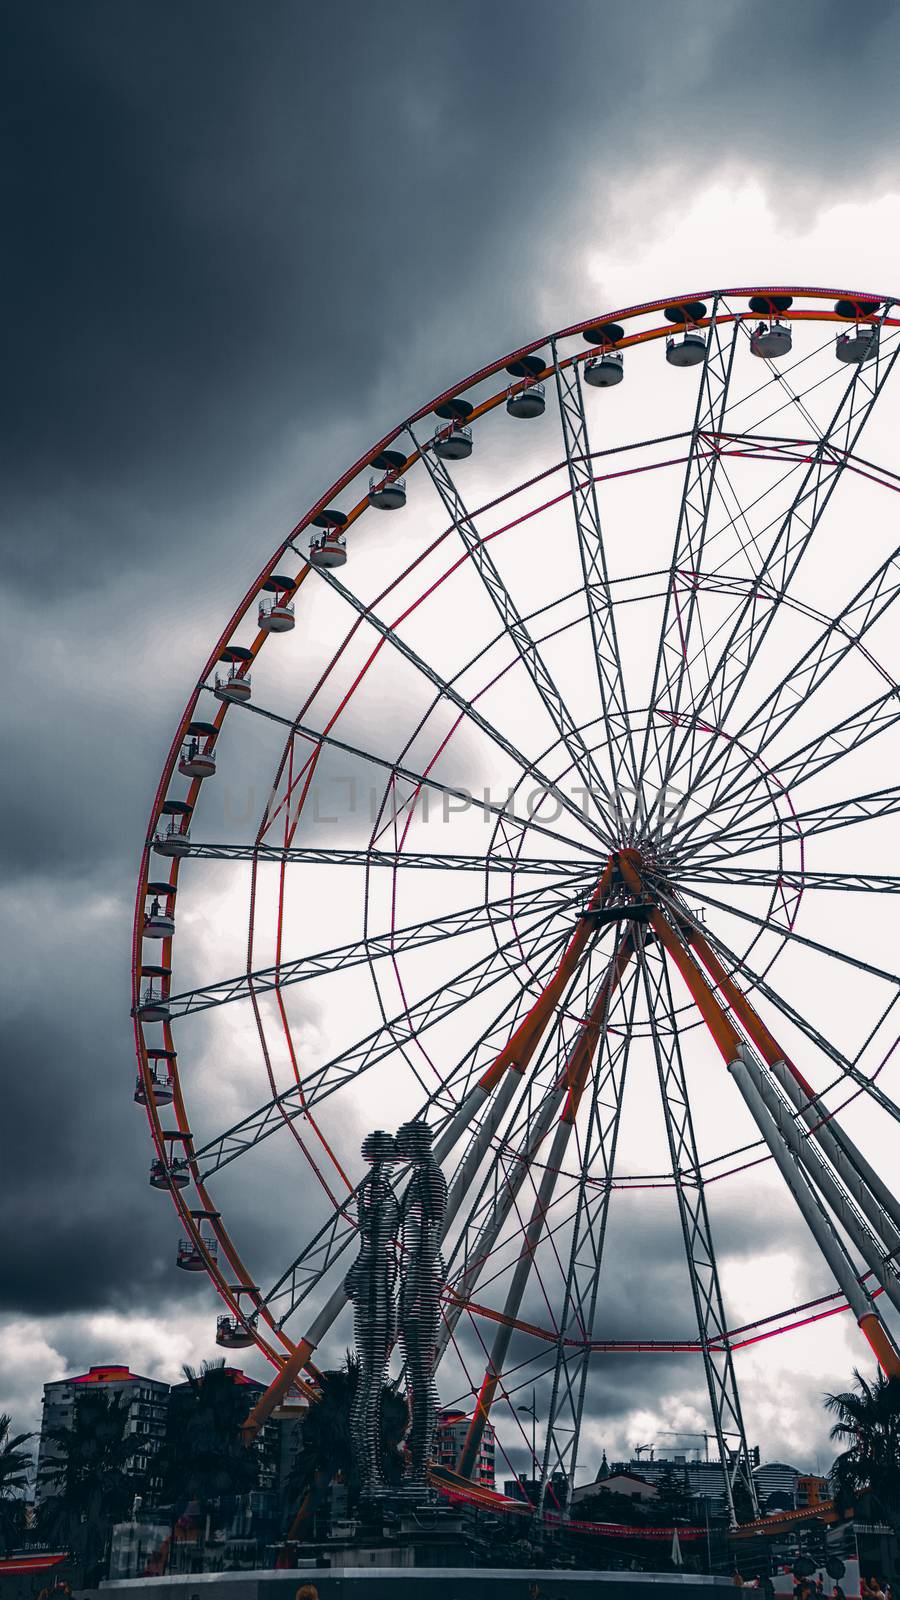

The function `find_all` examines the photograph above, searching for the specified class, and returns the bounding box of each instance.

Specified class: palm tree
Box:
[38,1391,144,1584]
[825,1368,900,1528]
[285,1352,408,1536]
[0,1415,32,1555]
[153,1359,260,1566]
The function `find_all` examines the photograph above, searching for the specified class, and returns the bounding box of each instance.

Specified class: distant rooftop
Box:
[69,1365,146,1385]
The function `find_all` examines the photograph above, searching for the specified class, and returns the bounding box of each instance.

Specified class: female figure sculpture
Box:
[344,1129,399,1498]
[395,1119,447,1490]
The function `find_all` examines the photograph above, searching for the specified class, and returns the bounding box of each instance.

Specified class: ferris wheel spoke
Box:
[164,876,582,1018]
[177,904,577,1184]
[668,878,900,989]
[260,933,601,1329]
[298,561,613,849]
[637,299,738,798]
[637,938,758,1523]
[678,865,900,895]
[263,918,620,1351]
[232,695,598,859]
[551,341,640,799]
[178,842,588,873]
[407,419,616,826]
[665,901,900,1133]
[653,324,900,830]
[678,777,900,869]
[667,533,900,855]
[669,686,900,864]
[537,956,640,1510]
[734,323,832,441]
[718,323,848,437]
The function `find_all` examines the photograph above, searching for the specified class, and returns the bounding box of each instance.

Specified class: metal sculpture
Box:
[395,1118,447,1492]
[344,1129,399,1498]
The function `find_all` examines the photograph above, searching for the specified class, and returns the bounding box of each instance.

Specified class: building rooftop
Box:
[68,1365,149,1385]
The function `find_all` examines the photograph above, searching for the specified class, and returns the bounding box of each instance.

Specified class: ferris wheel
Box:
[132,285,900,1526]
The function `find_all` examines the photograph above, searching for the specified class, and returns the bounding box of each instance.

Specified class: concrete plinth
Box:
[98,1568,735,1600]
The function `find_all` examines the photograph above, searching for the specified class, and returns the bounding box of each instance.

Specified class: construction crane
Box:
[634,1443,655,1461]
[658,1429,717,1462]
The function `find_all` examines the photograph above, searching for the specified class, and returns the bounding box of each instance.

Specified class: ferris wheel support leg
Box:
[455,939,634,1480]
[242,1282,350,1442]
[726,1049,900,1376]
[433,1056,576,1370]
[537,970,640,1516]
[437,929,635,1371]
[635,890,900,1379]
[689,928,900,1254]
[732,1043,900,1321]
[435,866,617,1348]
[637,942,757,1528]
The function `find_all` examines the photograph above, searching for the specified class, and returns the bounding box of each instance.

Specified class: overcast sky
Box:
[4,0,900,1489]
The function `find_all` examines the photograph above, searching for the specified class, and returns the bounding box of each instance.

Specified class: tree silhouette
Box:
[0,1415,32,1555]
[154,1359,260,1539]
[38,1391,143,1584]
[285,1352,407,1536]
[826,1368,900,1529]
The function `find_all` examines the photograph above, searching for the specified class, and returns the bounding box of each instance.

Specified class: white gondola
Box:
[506,381,545,418]
[433,397,474,459]
[309,530,347,569]
[367,449,407,509]
[215,668,251,701]
[750,322,793,359]
[257,574,296,632]
[580,323,625,388]
[368,474,407,510]
[135,983,170,1021]
[747,295,794,361]
[149,1159,189,1190]
[143,887,175,939]
[433,423,473,460]
[834,297,881,365]
[134,1068,174,1107]
[214,643,253,700]
[836,327,878,364]
[134,965,170,1020]
[258,597,295,631]
[584,351,624,387]
[178,722,217,778]
[153,819,192,858]
[216,1313,257,1349]
[666,331,707,368]
[177,1234,218,1271]
[308,511,349,569]
[664,301,708,368]
[140,1050,176,1106]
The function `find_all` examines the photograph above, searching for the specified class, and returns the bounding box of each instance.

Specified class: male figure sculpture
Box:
[344,1130,399,1497]
[395,1119,447,1490]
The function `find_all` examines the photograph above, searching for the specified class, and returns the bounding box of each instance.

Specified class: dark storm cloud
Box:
[444,1185,827,1467]
[3,0,900,1436]
[6,0,900,594]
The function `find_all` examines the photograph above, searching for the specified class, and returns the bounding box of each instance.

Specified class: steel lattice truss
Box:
[132,285,900,1526]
